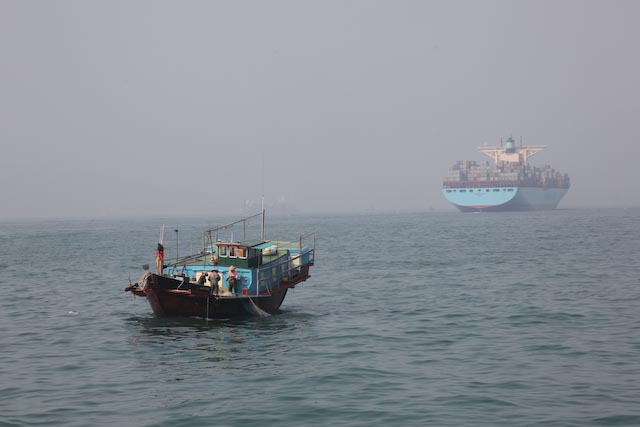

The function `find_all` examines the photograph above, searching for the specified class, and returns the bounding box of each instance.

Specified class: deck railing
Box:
[255,233,316,296]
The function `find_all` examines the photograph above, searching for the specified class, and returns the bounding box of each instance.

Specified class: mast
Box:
[261,196,265,242]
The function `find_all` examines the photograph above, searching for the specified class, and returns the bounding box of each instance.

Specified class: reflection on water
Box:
[123,311,318,371]
[126,309,316,336]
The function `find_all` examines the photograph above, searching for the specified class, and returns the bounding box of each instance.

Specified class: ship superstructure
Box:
[442,137,570,212]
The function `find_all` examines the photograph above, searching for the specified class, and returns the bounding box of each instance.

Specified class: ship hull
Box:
[129,273,295,319]
[443,187,568,212]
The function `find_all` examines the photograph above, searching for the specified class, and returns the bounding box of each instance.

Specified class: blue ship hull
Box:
[443,187,568,212]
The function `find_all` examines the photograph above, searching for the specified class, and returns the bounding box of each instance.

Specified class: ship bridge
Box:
[479,137,545,165]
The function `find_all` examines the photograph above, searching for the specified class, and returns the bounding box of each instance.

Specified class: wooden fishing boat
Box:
[125,211,315,318]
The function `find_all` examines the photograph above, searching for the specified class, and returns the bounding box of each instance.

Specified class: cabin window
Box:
[219,246,228,257]
[446,190,452,193]
[238,247,247,259]
[485,189,490,192]
[229,247,237,258]
[460,190,467,192]
[493,189,500,192]
[507,189,514,192]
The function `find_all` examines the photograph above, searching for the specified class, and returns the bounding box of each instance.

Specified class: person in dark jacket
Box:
[197,272,207,286]
[227,265,238,295]
[208,269,220,295]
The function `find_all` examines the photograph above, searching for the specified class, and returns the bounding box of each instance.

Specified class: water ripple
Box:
[1,211,640,426]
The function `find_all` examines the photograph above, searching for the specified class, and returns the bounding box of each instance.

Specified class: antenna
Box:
[174,229,179,259]
[261,152,265,201]
[261,196,265,241]
[261,152,266,241]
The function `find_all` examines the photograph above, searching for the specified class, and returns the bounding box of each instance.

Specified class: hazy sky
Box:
[1,0,639,218]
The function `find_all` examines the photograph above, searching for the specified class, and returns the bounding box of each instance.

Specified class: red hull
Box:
[144,287,287,319]
[127,269,310,319]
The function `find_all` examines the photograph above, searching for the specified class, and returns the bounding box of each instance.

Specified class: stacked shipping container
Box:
[443,160,570,189]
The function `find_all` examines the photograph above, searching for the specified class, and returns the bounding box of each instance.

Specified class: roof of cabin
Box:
[215,241,265,248]
[251,242,274,249]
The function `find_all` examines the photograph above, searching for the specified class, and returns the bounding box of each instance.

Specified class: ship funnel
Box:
[505,137,516,153]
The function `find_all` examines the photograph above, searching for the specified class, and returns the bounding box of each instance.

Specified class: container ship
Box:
[442,137,570,212]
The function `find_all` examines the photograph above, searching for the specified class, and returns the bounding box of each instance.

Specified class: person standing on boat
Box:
[197,272,207,286]
[227,265,238,295]
[208,269,220,295]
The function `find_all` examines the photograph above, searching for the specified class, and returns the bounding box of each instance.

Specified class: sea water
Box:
[1,208,639,427]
